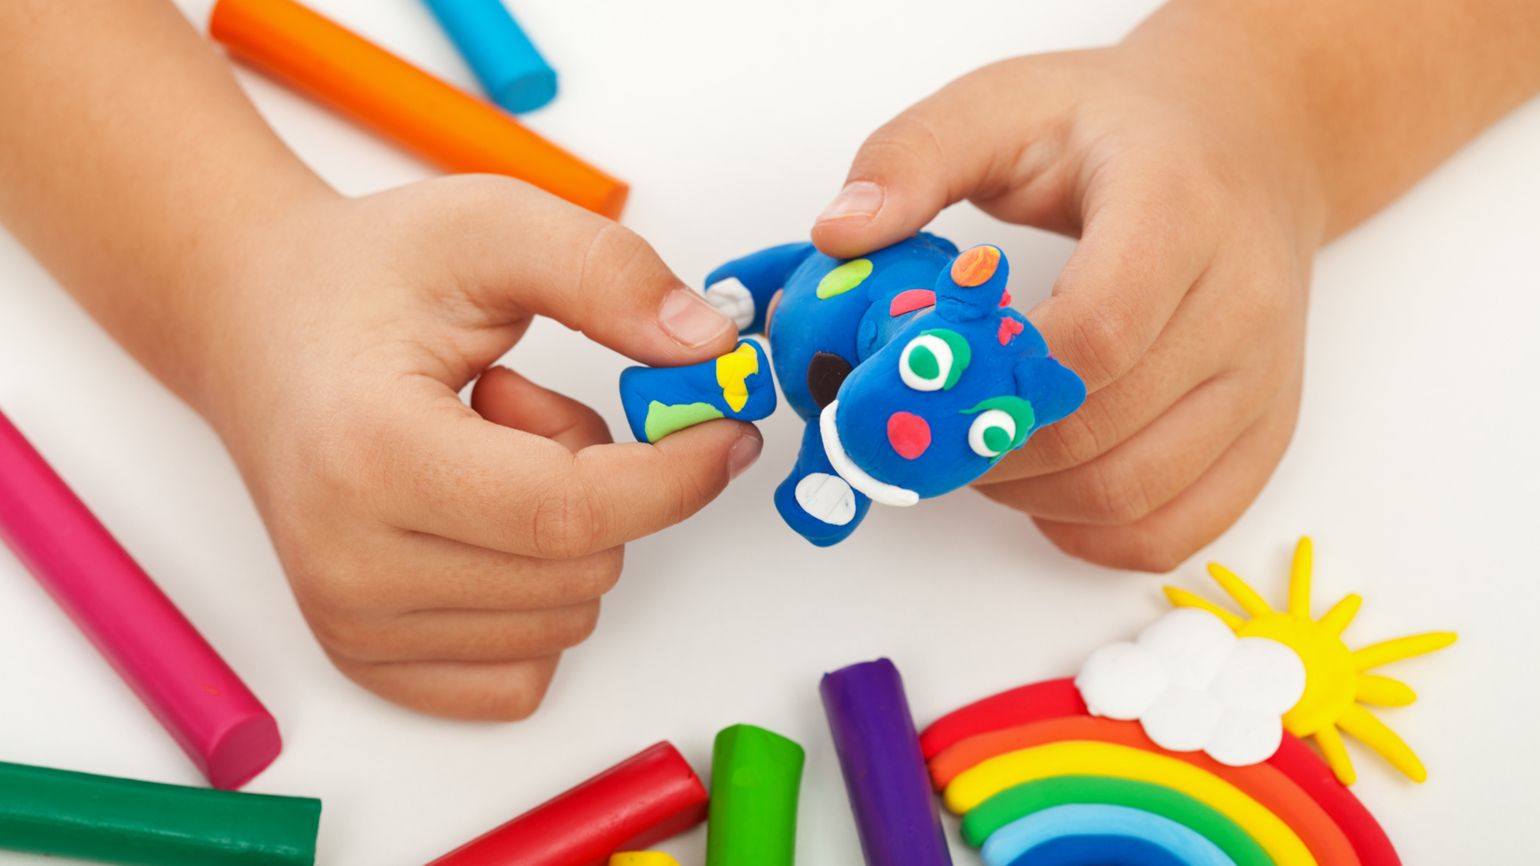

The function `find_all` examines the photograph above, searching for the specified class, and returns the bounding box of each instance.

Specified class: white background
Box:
[2,1,1536,862]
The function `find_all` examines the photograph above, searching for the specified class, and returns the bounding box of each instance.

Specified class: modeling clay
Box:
[1164,537,1455,784]
[821,659,952,866]
[209,0,626,217]
[933,717,1359,865]
[959,776,1272,865]
[706,724,805,866]
[619,235,1085,544]
[0,760,319,866]
[421,0,558,113]
[918,538,1440,866]
[609,855,681,866]
[0,409,279,790]
[425,741,707,866]
[619,340,777,443]
[991,834,1193,866]
[980,803,1235,866]
[1075,607,1307,766]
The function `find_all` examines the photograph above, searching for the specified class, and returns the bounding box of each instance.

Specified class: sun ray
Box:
[1205,563,1275,617]
[1162,586,1244,629]
[1352,632,1457,672]
[1338,704,1428,782]
[1318,593,1363,636]
[1288,536,1313,617]
[1313,723,1356,785]
[1356,674,1417,707]
[1167,539,1452,785]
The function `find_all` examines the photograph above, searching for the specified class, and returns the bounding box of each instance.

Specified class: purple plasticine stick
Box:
[820,658,953,866]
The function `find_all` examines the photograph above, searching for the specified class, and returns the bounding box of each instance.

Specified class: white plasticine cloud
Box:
[1074,607,1307,767]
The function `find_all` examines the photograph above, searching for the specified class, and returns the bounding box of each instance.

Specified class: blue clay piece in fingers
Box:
[619,340,777,443]
[421,0,558,113]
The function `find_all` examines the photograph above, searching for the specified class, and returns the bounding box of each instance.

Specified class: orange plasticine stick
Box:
[210,0,628,218]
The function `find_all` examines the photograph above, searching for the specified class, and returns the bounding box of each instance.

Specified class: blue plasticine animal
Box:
[619,233,1086,546]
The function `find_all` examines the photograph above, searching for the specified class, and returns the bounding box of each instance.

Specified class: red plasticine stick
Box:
[0,409,280,790]
[426,742,708,866]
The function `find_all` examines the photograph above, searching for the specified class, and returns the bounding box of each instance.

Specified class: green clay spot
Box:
[816,259,874,299]
[908,345,940,380]
[983,426,1013,455]
[644,400,724,442]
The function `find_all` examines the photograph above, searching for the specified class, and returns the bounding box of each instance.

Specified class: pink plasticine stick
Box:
[0,409,280,790]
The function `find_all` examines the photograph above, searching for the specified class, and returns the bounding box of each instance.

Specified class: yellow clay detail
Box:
[610,854,682,866]
[716,342,759,412]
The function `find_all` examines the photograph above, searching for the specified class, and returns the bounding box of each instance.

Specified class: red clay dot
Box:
[887,411,932,459]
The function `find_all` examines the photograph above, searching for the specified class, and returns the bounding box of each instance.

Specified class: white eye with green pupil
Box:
[898,329,971,391]
[963,395,1037,458]
[968,410,1016,458]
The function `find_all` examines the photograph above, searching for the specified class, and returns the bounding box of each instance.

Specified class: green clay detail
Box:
[815,259,874,300]
[908,345,940,380]
[961,775,1272,866]
[963,395,1037,448]
[0,760,321,866]
[982,426,1013,455]
[706,725,805,866]
[644,400,725,442]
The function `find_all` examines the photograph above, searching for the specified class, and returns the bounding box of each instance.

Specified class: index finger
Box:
[1027,171,1215,393]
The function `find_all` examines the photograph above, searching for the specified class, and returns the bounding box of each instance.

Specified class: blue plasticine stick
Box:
[421,0,558,113]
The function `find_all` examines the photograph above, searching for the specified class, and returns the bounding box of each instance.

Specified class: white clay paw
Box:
[704,278,755,330]
[795,472,857,526]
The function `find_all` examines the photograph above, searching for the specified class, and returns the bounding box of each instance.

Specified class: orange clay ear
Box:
[950,245,1002,287]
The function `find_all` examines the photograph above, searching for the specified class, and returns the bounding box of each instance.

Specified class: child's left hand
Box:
[811,45,1326,572]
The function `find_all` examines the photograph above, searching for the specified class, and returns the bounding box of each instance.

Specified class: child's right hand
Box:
[193,176,760,720]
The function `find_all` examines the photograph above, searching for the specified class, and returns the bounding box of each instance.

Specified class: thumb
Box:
[811,68,1069,259]
[433,176,739,367]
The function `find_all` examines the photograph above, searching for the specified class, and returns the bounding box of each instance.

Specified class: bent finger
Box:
[1032,375,1302,573]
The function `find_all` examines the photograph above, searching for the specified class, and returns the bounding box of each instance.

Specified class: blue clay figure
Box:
[618,234,1086,546]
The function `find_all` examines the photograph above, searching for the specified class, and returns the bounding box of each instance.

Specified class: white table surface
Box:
[2,1,1536,862]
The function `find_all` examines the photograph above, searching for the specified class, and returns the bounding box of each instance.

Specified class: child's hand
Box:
[812,46,1326,572]
[199,177,758,719]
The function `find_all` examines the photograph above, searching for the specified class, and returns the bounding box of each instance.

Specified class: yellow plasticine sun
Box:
[1164,536,1456,786]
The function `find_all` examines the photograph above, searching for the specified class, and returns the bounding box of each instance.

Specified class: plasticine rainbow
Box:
[920,538,1453,866]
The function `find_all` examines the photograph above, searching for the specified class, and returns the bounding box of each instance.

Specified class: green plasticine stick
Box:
[0,760,320,865]
[706,724,805,866]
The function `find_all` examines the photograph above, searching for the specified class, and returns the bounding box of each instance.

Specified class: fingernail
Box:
[817,181,884,222]
[659,288,734,348]
[727,430,763,479]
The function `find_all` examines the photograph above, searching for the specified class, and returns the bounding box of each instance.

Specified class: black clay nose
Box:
[807,352,854,409]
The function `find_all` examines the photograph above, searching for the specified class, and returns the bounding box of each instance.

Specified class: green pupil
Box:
[908,345,941,380]
[982,426,1012,454]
